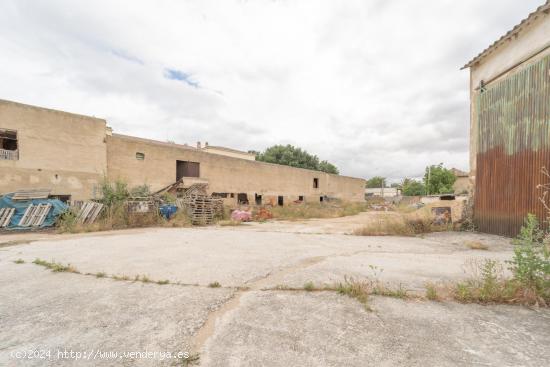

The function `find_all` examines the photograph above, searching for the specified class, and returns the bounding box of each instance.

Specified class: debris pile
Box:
[254,207,273,220]
[231,209,252,222]
[176,184,223,225]
[0,189,67,230]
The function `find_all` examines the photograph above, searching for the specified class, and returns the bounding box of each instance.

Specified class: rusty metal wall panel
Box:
[475,54,550,237]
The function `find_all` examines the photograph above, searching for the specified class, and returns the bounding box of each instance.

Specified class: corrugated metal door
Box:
[474,54,550,236]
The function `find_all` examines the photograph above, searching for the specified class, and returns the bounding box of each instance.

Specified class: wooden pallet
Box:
[12,188,51,200]
[178,193,223,225]
[0,208,15,227]
[76,202,104,224]
[18,203,52,227]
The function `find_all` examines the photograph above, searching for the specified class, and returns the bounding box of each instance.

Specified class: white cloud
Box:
[0,0,543,180]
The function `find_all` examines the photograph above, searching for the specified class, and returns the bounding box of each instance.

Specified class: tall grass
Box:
[353,213,446,236]
[270,201,368,221]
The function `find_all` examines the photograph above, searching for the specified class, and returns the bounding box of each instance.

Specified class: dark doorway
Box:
[237,193,249,204]
[278,196,284,206]
[320,196,324,202]
[255,194,262,205]
[298,195,304,201]
[313,178,319,188]
[176,160,200,180]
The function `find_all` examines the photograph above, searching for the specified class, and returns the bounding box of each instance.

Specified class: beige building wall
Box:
[107,134,365,204]
[0,99,107,200]
[468,9,550,180]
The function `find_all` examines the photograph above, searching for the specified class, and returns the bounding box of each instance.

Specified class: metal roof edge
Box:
[462,1,550,69]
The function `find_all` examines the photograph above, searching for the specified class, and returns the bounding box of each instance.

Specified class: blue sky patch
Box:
[164,68,199,88]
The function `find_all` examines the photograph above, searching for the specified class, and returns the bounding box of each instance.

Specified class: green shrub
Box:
[508,214,550,302]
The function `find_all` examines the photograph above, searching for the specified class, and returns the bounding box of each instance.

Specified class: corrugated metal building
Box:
[463,1,550,236]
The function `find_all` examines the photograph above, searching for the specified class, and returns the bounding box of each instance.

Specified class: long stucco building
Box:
[463,1,550,236]
[0,99,365,205]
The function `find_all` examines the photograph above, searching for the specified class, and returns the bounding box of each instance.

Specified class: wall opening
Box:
[212,192,229,198]
[230,193,235,198]
[255,193,262,205]
[49,194,71,203]
[278,196,284,206]
[0,128,18,160]
[135,152,145,160]
[313,178,319,188]
[237,193,249,204]
[176,160,200,180]
[298,195,304,201]
[320,196,324,202]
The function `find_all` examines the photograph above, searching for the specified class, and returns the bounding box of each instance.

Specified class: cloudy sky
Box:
[0,0,543,180]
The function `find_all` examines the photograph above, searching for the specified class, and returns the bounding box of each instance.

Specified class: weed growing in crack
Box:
[180,353,200,366]
[425,283,439,301]
[13,259,25,264]
[96,272,106,278]
[157,279,170,285]
[208,281,221,288]
[335,277,371,311]
[32,258,79,273]
[303,281,315,291]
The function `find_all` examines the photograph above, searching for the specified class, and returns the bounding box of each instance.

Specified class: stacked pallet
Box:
[176,183,223,225]
[18,203,52,227]
[0,208,15,227]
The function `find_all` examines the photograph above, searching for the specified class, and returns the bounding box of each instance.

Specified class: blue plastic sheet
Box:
[0,193,68,230]
[159,204,177,219]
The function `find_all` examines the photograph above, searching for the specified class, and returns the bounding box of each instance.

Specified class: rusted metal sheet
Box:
[474,54,550,236]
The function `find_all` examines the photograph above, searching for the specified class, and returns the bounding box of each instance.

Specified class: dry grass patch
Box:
[218,220,242,226]
[270,201,368,221]
[466,241,489,250]
[353,213,444,236]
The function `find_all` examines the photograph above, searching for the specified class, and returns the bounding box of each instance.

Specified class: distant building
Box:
[450,168,470,195]
[463,1,550,236]
[365,187,400,197]
[199,142,256,161]
[0,99,365,204]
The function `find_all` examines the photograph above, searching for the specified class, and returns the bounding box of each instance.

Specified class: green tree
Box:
[402,178,426,196]
[423,163,456,195]
[255,145,339,174]
[366,176,386,188]
[318,160,339,174]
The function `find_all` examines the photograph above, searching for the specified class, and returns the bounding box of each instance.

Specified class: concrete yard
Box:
[0,216,548,366]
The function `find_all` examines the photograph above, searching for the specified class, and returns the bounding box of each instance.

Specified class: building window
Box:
[313,178,319,188]
[298,195,304,201]
[237,193,249,204]
[136,152,145,160]
[255,194,262,205]
[320,196,324,202]
[278,196,284,206]
[176,160,200,180]
[0,129,18,160]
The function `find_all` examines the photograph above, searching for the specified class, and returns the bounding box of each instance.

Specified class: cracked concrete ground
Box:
[0,215,549,366]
